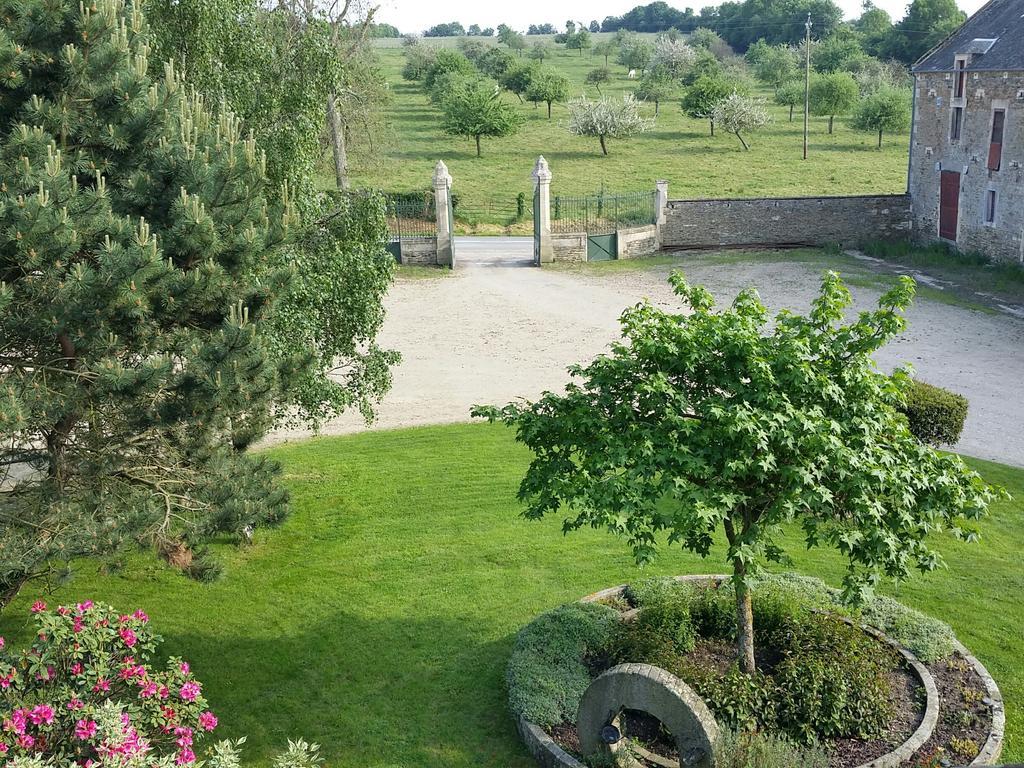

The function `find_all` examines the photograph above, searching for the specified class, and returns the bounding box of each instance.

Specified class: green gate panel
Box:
[587,233,617,262]
[386,240,401,262]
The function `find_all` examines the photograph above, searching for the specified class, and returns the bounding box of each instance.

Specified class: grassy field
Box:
[2,424,1021,766]
[346,44,910,231]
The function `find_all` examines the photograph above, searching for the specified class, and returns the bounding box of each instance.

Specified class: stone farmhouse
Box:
[909,0,1024,262]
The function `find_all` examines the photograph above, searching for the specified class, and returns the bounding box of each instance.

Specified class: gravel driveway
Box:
[266,238,1024,468]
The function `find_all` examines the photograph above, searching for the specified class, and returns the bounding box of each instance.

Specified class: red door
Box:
[939,170,960,241]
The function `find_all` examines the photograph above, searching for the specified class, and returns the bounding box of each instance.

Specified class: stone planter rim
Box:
[515,574,1002,768]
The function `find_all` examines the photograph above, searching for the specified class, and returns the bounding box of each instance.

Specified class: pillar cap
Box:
[433,160,451,187]
[532,156,552,183]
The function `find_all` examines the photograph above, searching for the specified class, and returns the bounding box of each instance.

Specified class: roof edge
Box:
[910,0,999,72]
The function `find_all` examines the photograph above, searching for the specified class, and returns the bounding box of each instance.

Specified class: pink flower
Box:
[76,600,93,613]
[92,678,110,693]
[198,711,218,732]
[176,748,196,765]
[30,600,46,613]
[119,627,138,647]
[139,681,158,698]
[179,681,200,702]
[5,709,27,734]
[29,704,54,725]
[179,662,190,674]
[57,606,70,616]
[17,733,34,749]
[71,663,83,675]
[75,719,98,740]
[0,637,4,648]
[67,698,84,710]
[73,617,84,634]
[133,609,149,623]
[0,743,7,753]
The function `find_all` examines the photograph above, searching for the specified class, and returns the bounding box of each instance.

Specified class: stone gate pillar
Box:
[533,156,554,264]
[655,179,669,249]
[434,160,453,268]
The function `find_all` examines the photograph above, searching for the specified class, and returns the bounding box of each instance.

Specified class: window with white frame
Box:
[984,189,997,224]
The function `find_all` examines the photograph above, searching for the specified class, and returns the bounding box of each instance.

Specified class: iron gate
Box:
[550,190,658,262]
[385,193,436,263]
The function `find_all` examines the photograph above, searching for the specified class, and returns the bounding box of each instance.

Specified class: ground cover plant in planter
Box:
[507,573,999,767]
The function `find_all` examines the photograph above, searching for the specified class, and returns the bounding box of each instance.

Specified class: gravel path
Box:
[265,238,1024,468]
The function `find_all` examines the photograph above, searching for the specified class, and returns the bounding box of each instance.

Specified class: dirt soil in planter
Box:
[907,652,993,766]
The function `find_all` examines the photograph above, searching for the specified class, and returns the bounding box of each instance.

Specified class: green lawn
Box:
[346,46,910,231]
[1,424,1021,766]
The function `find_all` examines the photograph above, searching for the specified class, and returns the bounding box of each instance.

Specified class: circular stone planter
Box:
[515,575,1004,768]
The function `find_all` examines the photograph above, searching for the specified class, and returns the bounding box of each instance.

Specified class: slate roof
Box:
[913,0,1024,72]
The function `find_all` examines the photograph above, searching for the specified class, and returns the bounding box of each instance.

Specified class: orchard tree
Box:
[754,45,798,87]
[528,40,555,63]
[617,36,653,75]
[441,77,524,156]
[810,72,859,133]
[852,86,910,147]
[635,72,677,116]
[475,272,1002,674]
[712,93,771,149]
[650,37,697,79]
[812,32,864,73]
[0,0,300,602]
[567,28,592,56]
[526,69,571,118]
[682,75,744,135]
[501,62,538,102]
[586,67,612,94]
[775,80,804,121]
[594,40,617,66]
[567,94,654,155]
[423,49,476,91]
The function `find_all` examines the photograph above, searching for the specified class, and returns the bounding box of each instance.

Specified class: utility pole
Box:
[803,13,812,161]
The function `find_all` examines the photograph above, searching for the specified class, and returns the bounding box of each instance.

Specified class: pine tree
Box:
[0,0,298,604]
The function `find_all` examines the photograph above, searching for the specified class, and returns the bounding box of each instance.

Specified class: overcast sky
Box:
[374,0,984,34]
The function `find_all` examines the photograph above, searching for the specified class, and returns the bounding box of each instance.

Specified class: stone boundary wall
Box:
[398,237,439,265]
[552,233,586,262]
[661,194,913,250]
[617,224,659,259]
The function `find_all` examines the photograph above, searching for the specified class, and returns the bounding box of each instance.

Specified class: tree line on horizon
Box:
[382,0,966,65]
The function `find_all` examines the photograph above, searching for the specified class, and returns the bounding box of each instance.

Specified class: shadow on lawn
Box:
[164,612,529,767]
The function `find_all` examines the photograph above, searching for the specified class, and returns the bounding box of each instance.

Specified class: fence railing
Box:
[385,193,436,240]
[550,190,658,235]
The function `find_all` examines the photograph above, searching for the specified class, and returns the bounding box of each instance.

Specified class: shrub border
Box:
[514,575,1002,768]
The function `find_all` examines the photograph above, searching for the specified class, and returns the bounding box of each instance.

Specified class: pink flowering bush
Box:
[0,601,218,766]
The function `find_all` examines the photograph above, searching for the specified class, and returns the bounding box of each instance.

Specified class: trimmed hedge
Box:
[506,602,619,727]
[900,379,968,446]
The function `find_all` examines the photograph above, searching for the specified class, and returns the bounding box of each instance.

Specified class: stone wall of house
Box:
[399,238,439,265]
[910,71,1024,262]
[552,233,587,262]
[617,225,660,259]
[661,195,912,250]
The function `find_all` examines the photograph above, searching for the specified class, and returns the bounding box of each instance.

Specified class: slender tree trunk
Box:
[734,568,756,674]
[709,118,715,136]
[0,574,31,615]
[655,100,660,117]
[789,104,794,122]
[877,129,883,149]
[475,135,482,157]
[547,101,552,119]
[828,115,834,134]
[327,92,349,190]
[737,131,749,151]
[599,134,608,155]
[725,515,756,674]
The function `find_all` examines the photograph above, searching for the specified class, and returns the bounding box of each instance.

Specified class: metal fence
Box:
[385,193,437,241]
[550,190,658,235]
[454,193,532,225]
